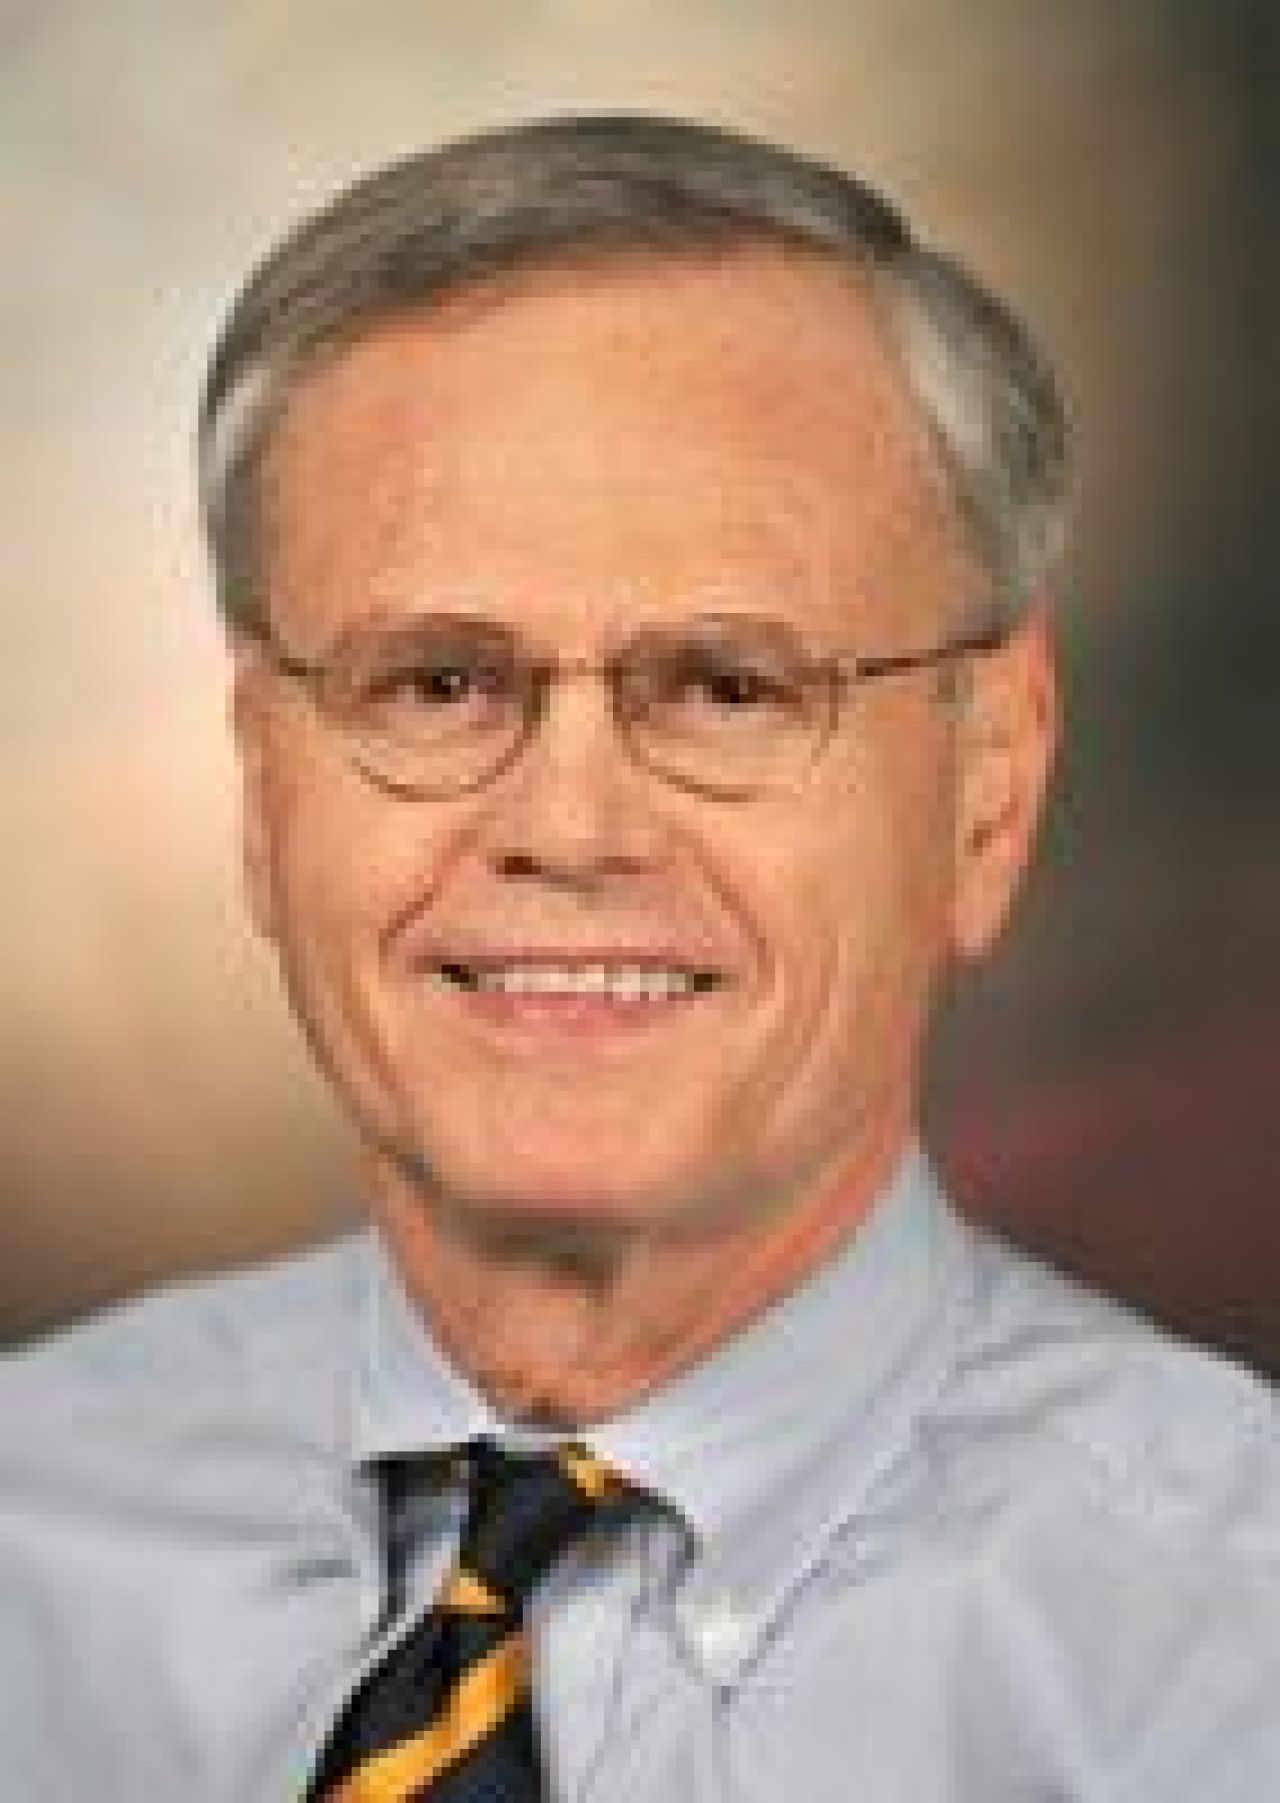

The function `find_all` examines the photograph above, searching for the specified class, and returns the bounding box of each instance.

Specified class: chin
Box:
[402,1126,702,1234]
[468,1163,675,1226]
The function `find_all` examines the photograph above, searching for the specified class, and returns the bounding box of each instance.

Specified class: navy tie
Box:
[308,1439,638,1800]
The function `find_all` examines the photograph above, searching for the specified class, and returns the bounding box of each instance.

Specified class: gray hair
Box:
[198,113,1069,629]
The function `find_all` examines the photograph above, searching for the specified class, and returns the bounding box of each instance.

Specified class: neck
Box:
[366,1129,910,1426]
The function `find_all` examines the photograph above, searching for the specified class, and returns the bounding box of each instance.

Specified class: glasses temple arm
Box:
[840,623,1009,684]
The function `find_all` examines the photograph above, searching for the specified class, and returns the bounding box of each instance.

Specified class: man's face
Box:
[233,249,1045,1249]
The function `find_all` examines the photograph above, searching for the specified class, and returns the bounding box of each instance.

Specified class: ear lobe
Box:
[951,607,1059,960]
[227,645,281,946]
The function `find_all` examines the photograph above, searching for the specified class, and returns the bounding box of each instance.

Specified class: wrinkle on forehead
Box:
[259,248,977,645]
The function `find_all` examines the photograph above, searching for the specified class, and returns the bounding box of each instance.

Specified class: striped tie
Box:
[308,1438,637,1800]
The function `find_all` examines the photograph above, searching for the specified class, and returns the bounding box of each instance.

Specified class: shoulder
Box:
[881,1223,1280,1797]
[0,1231,374,1479]
[919,1214,1278,1558]
[943,1222,1278,1547]
[0,1235,376,1795]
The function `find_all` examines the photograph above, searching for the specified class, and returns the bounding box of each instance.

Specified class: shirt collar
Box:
[349,1145,973,1629]
[347,1153,973,1673]
[590,1146,969,1535]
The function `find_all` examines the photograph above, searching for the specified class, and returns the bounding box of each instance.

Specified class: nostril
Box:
[496,851,540,880]
[494,849,636,888]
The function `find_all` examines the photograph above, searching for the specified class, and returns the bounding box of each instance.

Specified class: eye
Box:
[676,644,800,712]
[397,655,488,705]
[349,635,521,740]
[367,645,509,704]
[696,658,782,708]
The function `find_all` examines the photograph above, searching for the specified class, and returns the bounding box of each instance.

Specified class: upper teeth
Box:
[442,962,712,999]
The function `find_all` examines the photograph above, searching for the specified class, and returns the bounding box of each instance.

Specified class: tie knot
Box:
[456,1438,636,1610]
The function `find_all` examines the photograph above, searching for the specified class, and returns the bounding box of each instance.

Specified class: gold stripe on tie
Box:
[439,1567,505,1615]
[557,1443,622,1502]
[327,1630,528,1802]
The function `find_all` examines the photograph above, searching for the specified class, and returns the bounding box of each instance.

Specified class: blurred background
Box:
[2,0,1275,1371]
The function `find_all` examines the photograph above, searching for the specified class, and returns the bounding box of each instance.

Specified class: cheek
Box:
[258,761,431,995]
[256,777,461,1139]
[767,749,954,1051]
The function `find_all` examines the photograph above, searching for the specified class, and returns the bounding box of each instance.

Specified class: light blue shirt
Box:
[2,1151,1276,1800]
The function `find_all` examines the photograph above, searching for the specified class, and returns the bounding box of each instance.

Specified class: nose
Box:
[482,664,668,886]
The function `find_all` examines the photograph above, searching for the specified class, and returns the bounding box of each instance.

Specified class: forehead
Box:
[260,248,974,641]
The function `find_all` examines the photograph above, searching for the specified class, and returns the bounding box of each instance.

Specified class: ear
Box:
[950,605,1059,961]
[227,637,282,947]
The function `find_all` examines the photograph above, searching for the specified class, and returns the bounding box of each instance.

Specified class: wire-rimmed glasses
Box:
[242,610,1007,801]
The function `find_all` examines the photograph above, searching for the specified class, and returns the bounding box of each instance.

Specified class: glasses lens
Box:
[309,614,829,799]
[621,621,825,793]
[329,618,526,791]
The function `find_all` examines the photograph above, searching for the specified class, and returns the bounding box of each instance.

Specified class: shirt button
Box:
[687,1592,751,1671]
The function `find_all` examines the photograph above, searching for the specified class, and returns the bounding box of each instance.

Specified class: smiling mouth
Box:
[434,960,723,1000]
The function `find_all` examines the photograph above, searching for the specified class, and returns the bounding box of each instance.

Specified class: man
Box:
[2,115,1275,1801]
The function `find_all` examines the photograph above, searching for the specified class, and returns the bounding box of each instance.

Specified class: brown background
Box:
[3,0,1275,1372]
